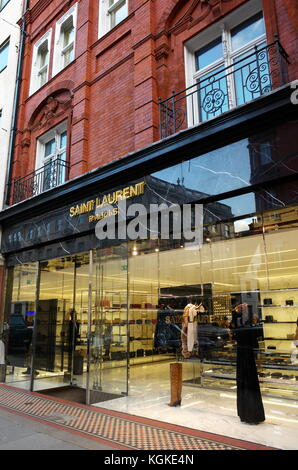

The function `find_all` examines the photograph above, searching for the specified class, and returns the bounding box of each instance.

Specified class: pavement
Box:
[0,407,115,450]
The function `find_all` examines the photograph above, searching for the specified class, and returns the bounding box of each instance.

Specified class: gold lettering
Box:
[115,190,123,202]
[108,192,116,205]
[101,195,108,207]
[123,186,131,199]
[130,185,138,197]
[70,182,145,218]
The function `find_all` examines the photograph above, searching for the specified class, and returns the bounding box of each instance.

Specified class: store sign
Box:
[69,181,146,223]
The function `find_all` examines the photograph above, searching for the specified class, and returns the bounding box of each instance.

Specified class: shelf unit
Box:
[184,353,298,400]
[260,290,298,353]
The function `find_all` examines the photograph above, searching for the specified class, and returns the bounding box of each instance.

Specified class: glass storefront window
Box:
[2,112,298,421]
[150,123,298,202]
[3,204,298,404]
[89,244,128,402]
[4,263,38,390]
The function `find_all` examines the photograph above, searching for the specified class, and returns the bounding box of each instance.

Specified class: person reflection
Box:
[232,304,265,425]
[61,309,80,372]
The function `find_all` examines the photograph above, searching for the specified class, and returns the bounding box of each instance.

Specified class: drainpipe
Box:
[4,0,30,206]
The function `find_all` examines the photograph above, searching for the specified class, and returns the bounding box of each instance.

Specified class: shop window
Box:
[36,121,68,191]
[55,219,63,232]
[184,1,267,123]
[259,142,272,165]
[0,0,10,11]
[45,223,51,234]
[99,0,128,38]
[36,226,43,238]
[0,38,9,73]
[29,30,52,95]
[28,228,35,241]
[53,4,77,76]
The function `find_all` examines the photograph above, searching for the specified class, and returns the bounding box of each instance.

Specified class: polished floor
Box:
[4,360,298,450]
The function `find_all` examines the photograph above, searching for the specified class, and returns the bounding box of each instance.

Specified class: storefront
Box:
[1,91,298,425]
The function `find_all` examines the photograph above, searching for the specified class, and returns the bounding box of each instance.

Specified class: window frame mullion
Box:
[222,25,236,110]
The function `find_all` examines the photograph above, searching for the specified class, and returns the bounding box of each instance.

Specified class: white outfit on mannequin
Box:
[187,304,198,352]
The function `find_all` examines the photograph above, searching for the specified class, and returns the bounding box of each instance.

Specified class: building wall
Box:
[0,0,23,209]
[8,0,298,194]
[0,0,23,318]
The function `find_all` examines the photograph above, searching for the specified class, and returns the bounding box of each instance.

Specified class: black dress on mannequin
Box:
[234,320,265,424]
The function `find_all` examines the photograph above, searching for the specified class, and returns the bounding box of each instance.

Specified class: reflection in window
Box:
[195,38,223,70]
[151,122,298,203]
[4,264,38,390]
[0,0,10,10]
[231,12,266,51]
[0,38,9,73]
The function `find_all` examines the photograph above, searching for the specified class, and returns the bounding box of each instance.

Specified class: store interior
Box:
[3,204,298,448]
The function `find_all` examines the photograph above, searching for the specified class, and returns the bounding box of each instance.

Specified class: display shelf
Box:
[264,338,295,341]
[260,305,298,308]
[260,289,298,356]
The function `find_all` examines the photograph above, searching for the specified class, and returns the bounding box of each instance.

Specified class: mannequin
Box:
[233,303,265,425]
[181,301,201,358]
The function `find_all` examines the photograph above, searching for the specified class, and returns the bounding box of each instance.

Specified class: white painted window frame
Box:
[98,0,128,38]
[29,29,52,95]
[52,3,78,77]
[184,0,266,127]
[36,121,68,171]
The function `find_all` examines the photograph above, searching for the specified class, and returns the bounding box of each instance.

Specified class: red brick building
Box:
[0,0,298,434]
[7,0,298,193]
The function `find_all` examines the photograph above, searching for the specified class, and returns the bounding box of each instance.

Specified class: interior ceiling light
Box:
[211,257,298,271]
[181,249,297,267]
[232,265,298,275]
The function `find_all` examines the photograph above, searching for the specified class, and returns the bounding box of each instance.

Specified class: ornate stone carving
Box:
[162,0,232,35]
[28,91,72,133]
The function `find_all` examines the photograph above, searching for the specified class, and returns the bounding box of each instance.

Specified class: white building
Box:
[0,0,24,275]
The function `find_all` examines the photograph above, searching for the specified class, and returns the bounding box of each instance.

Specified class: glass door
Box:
[32,253,90,397]
[88,244,128,405]
[3,263,39,391]
[33,257,75,390]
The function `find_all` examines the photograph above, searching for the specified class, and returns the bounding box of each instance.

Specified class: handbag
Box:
[198,303,206,313]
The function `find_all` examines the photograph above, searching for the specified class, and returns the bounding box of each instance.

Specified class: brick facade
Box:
[9,0,298,193]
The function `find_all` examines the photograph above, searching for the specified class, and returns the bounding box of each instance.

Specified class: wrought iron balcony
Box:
[159,39,290,139]
[10,158,69,205]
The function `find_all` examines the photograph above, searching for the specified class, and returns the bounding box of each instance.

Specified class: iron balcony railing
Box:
[159,39,290,139]
[10,158,69,205]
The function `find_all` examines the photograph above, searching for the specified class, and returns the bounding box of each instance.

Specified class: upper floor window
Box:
[36,121,68,191]
[0,0,10,11]
[0,38,9,73]
[195,12,266,122]
[53,4,77,76]
[99,0,128,37]
[184,1,269,126]
[30,30,52,95]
